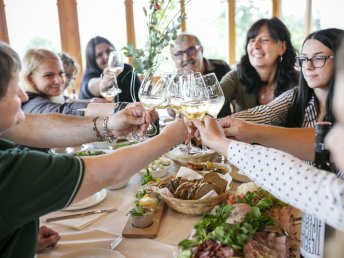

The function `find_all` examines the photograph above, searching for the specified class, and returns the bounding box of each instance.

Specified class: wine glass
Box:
[202,73,225,118]
[99,50,124,101]
[180,71,210,154]
[136,70,169,141]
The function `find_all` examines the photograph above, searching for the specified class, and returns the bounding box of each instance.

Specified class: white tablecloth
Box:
[38,167,202,258]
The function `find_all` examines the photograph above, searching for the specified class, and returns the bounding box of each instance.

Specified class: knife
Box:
[46,208,117,222]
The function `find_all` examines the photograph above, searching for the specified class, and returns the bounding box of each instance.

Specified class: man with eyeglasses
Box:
[170,33,231,117]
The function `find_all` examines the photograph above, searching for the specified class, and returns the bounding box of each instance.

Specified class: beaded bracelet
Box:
[92,116,105,141]
[103,116,116,143]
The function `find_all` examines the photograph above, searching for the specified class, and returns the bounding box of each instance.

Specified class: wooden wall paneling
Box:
[228,0,235,64]
[272,0,281,18]
[180,0,186,32]
[305,0,312,37]
[125,0,135,64]
[57,0,82,94]
[0,0,9,43]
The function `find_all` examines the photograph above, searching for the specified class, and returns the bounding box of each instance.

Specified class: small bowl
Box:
[139,157,173,178]
[131,213,153,228]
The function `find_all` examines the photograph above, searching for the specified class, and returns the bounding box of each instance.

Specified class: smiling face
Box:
[0,70,28,134]
[247,25,286,71]
[95,43,114,71]
[28,59,65,97]
[171,35,204,74]
[300,39,334,91]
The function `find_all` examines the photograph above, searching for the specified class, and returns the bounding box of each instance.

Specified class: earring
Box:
[280,55,283,62]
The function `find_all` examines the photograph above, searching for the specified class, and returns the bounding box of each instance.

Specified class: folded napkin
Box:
[50,213,107,230]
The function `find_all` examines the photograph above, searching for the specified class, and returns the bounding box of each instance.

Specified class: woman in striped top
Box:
[219,28,344,162]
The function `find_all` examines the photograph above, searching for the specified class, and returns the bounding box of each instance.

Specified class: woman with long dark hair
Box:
[220,17,299,114]
[79,36,140,102]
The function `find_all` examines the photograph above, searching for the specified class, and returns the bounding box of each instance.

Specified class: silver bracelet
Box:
[92,116,105,142]
[102,116,116,143]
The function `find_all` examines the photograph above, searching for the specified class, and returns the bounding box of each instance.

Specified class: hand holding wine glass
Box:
[136,70,169,141]
[99,50,124,101]
[180,72,210,154]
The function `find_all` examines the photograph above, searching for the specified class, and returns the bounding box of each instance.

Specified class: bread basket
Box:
[159,189,230,215]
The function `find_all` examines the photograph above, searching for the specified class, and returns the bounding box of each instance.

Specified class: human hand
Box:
[193,116,227,150]
[36,225,61,253]
[160,117,188,146]
[107,107,147,137]
[219,117,256,143]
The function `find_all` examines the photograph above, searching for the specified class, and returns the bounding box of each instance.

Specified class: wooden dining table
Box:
[37,159,301,258]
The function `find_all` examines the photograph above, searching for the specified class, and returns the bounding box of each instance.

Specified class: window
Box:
[281,0,307,54]
[235,0,272,63]
[77,0,127,66]
[311,0,344,31]
[5,0,61,58]
[185,0,228,63]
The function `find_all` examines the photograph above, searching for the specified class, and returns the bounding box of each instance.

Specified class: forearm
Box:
[3,113,98,147]
[252,125,315,161]
[84,103,118,116]
[227,141,344,231]
[75,131,182,202]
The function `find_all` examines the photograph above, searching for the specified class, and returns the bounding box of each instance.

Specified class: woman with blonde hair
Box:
[21,48,136,116]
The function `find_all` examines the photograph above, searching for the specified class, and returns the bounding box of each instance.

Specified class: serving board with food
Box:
[176,182,300,258]
[122,198,165,239]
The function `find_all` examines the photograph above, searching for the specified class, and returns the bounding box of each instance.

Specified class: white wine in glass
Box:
[180,100,209,121]
[207,96,225,118]
[100,51,124,101]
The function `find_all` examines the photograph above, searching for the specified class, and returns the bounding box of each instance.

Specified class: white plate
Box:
[64,189,107,211]
[139,157,173,178]
[61,248,125,258]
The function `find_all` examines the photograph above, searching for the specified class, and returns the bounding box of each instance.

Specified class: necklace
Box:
[259,84,275,100]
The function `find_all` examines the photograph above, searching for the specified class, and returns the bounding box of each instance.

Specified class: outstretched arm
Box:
[219,117,315,161]
[2,107,148,148]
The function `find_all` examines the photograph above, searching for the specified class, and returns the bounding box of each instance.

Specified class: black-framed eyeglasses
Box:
[173,45,200,58]
[295,55,334,69]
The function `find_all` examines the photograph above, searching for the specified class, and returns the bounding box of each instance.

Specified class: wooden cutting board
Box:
[122,200,165,239]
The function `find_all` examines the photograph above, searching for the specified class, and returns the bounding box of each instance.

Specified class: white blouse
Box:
[227,140,344,231]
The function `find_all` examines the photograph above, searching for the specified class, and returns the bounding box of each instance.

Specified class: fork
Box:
[108,236,123,250]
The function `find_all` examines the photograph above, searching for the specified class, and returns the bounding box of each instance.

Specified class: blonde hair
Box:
[21,48,61,93]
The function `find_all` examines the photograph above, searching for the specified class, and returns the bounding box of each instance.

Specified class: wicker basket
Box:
[159,189,230,215]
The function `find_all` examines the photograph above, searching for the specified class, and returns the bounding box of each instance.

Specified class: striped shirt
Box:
[232,88,318,128]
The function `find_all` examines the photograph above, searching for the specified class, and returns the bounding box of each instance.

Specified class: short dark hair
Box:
[85,36,115,73]
[0,42,21,99]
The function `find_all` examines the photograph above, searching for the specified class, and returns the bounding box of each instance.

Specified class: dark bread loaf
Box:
[194,182,219,200]
[203,172,227,194]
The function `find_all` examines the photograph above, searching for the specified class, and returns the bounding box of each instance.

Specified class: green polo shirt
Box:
[0,139,84,257]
